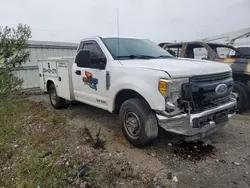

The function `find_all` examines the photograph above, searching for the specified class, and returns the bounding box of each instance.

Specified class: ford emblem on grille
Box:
[215,84,228,95]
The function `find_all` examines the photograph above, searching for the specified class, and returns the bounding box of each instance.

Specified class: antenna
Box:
[116,8,120,57]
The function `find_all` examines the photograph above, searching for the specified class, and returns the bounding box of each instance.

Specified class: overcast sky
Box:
[1,0,250,43]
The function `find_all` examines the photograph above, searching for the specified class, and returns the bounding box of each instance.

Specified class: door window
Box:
[78,41,106,69]
[166,45,183,57]
[215,47,236,58]
[185,44,210,60]
[193,47,209,60]
[83,42,104,58]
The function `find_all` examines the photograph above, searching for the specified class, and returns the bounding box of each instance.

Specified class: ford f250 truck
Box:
[38,37,237,147]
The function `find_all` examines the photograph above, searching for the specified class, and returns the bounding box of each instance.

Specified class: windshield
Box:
[208,44,243,59]
[102,37,173,60]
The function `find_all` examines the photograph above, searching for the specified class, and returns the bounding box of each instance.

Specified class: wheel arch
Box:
[46,79,57,92]
[113,89,151,114]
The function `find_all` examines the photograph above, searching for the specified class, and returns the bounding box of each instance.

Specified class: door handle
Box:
[75,70,81,75]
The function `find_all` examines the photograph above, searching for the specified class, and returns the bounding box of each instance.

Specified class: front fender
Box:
[111,75,165,111]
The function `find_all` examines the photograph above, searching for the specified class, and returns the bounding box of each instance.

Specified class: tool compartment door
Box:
[38,61,45,91]
[56,61,72,101]
[42,60,58,92]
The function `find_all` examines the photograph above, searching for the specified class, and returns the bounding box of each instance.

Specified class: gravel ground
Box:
[28,94,250,188]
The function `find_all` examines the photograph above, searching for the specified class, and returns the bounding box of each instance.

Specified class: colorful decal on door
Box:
[83,71,98,90]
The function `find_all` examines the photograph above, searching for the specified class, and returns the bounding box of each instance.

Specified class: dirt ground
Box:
[28,94,250,188]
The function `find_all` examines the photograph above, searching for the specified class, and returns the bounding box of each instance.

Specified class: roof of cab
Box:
[162,41,235,48]
[80,36,145,42]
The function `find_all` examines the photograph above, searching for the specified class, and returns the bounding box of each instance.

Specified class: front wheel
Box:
[49,84,69,109]
[233,81,249,113]
[119,98,158,148]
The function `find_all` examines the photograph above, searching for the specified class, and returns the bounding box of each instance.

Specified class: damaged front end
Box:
[156,71,237,141]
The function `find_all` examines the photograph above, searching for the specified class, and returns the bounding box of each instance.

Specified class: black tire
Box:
[241,84,250,110]
[119,98,158,148]
[49,84,68,109]
[233,81,249,113]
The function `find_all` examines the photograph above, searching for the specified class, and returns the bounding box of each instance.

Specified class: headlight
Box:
[159,80,168,97]
[245,62,250,75]
[159,78,189,113]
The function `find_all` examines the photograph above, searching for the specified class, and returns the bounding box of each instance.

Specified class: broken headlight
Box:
[159,78,189,115]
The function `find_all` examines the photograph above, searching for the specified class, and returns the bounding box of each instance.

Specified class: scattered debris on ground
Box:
[172,140,215,161]
[232,161,240,166]
[78,164,94,180]
[79,127,106,150]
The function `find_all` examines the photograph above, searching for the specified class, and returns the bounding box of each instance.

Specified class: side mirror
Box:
[75,50,91,67]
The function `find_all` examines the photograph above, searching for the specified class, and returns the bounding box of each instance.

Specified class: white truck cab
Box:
[38,36,237,147]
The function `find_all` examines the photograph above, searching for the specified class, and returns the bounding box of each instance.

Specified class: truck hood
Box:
[120,57,232,78]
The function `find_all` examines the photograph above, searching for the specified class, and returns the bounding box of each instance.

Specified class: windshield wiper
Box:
[117,55,156,59]
[155,55,173,59]
[117,54,174,60]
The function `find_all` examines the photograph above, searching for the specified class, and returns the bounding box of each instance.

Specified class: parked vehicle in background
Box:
[160,41,250,113]
[237,47,250,58]
[38,36,237,147]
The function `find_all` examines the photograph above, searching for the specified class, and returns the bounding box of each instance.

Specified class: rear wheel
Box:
[233,81,249,113]
[119,98,158,148]
[49,84,68,109]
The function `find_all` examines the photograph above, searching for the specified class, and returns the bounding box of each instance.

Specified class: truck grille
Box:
[182,72,233,113]
[190,71,231,83]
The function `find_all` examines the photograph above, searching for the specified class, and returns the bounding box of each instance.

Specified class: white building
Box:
[17,40,78,90]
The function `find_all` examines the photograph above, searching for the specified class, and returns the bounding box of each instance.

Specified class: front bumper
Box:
[156,99,237,141]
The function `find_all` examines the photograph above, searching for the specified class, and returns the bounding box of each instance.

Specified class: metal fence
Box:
[17,40,78,90]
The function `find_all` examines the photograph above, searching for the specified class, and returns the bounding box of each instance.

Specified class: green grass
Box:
[0,98,76,187]
[15,142,76,187]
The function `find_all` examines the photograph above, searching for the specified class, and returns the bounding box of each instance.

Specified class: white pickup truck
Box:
[38,37,237,147]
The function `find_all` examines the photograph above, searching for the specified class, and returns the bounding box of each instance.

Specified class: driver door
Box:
[72,40,108,110]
